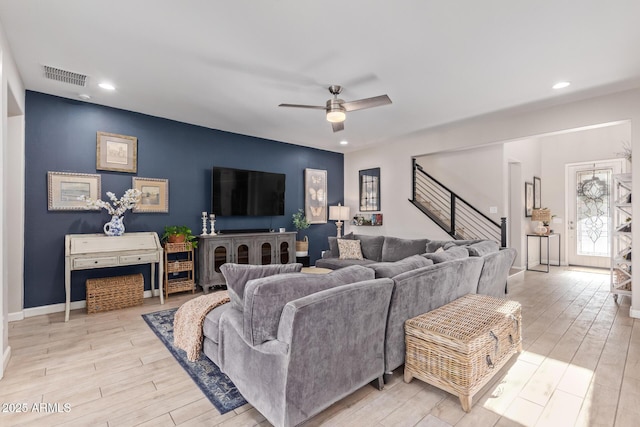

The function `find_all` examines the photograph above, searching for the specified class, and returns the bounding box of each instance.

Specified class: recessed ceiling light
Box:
[78,94,91,100]
[552,81,571,89]
[340,140,349,145]
[99,82,115,90]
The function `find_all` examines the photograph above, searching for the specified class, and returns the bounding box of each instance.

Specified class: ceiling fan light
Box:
[326,109,346,123]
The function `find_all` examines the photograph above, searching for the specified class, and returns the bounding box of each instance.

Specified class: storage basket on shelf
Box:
[163,242,195,298]
[404,293,522,412]
[86,273,144,314]
[295,235,309,256]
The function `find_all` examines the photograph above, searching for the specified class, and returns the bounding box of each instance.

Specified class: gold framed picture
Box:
[47,171,101,211]
[132,177,168,213]
[304,168,327,224]
[96,131,137,173]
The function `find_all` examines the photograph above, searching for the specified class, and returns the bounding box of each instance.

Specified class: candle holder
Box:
[201,212,208,236]
[209,214,217,235]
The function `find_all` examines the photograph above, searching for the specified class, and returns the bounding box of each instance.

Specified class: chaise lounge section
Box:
[206,264,394,427]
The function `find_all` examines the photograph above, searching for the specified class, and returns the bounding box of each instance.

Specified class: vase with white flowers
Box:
[81,189,142,236]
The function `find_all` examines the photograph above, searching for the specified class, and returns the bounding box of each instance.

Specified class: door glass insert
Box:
[214,246,227,273]
[280,242,290,264]
[261,242,272,265]
[236,244,249,264]
[576,168,611,257]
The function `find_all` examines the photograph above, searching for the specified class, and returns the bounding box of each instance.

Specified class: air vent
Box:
[43,65,87,87]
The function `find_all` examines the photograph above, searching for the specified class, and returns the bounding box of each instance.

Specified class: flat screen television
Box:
[212,167,285,216]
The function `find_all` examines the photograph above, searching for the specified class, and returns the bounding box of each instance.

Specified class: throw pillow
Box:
[422,245,469,263]
[328,232,355,256]
[338,239,364,260]
[220,263,303,311]
[466,240,500,256]
[367,254,434,278]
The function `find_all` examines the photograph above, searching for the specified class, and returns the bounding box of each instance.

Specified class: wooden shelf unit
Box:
[163,242,195,298]
[611,173,632,302]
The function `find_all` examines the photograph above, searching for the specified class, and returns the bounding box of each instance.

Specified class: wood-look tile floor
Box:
[1,267,639,426]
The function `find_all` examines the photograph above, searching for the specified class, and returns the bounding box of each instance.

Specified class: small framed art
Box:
[47,171,101,211]
[132,177,169,213]
[525,181,534,217]
[96,131,137,173]
[533,176,541,209]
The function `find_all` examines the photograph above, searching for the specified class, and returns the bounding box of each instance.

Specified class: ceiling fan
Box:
[279,85,392,132]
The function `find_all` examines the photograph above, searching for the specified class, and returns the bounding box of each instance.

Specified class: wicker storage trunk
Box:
[86,273,144,313]
[404,294,522,412]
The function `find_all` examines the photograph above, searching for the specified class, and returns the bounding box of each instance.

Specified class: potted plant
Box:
[161,225,198,249]
[292,209,310,256]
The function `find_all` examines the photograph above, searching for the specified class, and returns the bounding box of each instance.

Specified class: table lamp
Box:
[531,208,551,235]
[329,203,351,238]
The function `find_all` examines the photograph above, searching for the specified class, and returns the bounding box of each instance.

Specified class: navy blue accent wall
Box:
[24,91,343,309]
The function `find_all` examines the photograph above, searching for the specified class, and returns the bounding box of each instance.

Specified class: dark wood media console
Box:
[197,231,297,293]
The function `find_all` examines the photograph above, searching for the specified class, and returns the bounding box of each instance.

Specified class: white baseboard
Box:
[20,290,159,319]
[630,306,640,319]
[8,311,24,322]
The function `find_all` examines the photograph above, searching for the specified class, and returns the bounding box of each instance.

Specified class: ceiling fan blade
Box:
[278,103,325,110]
[332,121,344,132]
[342,95,392,112]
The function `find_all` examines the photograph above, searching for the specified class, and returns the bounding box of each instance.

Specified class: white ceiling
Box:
[1,1,640,152]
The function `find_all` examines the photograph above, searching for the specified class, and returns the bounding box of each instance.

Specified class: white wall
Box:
[416,143,504,223]
[504,137,542,267]
[7,114,24,318]
[0,21,25,380]
[345,88,640,317]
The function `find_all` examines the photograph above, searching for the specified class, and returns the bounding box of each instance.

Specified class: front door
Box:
[566,159,625,268]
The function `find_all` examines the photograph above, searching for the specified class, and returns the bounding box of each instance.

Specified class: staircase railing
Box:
[410,159,507,246]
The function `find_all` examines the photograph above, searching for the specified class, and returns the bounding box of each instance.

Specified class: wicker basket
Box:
[295,236,309,253]
[164,242,193,252]
[404,294,522,412]
[86,273,144,314]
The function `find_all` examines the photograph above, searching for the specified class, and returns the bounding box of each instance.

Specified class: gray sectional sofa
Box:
[201,235,517,427]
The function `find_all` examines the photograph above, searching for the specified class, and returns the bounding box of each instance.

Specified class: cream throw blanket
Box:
[173,290,230,362]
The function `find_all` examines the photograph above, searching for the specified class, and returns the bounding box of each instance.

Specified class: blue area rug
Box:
[142,308,247,414]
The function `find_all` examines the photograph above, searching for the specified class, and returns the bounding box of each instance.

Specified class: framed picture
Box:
[96,131,137,173]
[305,168,327,224]
[525,181,534,217]
[533,176,541,209]
[132,177,168,213]
[47,171,101,211]
[359,167,381,211]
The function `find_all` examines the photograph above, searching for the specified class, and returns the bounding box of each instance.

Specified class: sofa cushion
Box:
[202,303,231,344]
[366,254,434,278]
[314,257,376,270]
[221,263,303,311]
[243,265,375,346]
[354,234,385,262]
[422,245,469,263]
[381,237,431,262]
[425,239,483,253]
[466,240,500,256]
[338,239,363,260]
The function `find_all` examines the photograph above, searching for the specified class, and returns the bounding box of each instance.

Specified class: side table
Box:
[526,233,561,273]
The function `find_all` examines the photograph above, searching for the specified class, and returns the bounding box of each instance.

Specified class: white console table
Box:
[64,232,164,321]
